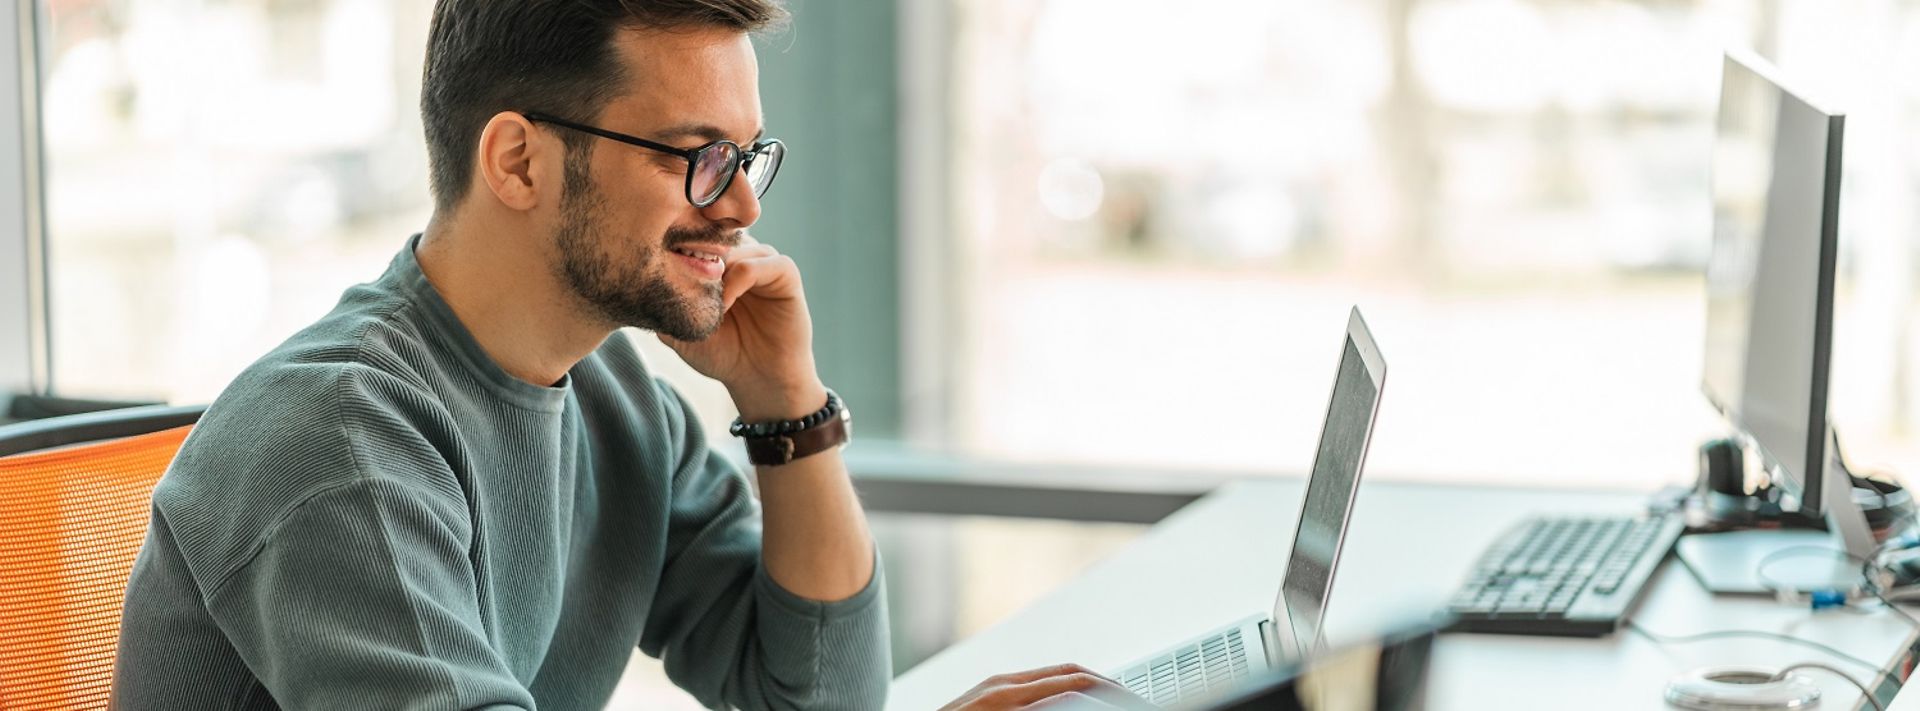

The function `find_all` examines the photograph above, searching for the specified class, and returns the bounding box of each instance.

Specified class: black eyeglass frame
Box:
[522,111,784,208]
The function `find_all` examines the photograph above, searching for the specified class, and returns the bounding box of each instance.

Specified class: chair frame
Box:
[0,404,206,458]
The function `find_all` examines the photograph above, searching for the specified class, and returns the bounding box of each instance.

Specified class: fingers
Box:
[1007,666,1154,711]
[719,252,800,311]
[1010,673,1106,705]
[1024,691,1117,710]
[944,664,1158,711]
[1003,672,1125,708]
[725,242,778,261]
[1018,672,1154,710]
[712,239,783,310]
[996,663,1118,686]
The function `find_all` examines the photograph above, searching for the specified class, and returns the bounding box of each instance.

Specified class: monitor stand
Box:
[1676,430,1880,596]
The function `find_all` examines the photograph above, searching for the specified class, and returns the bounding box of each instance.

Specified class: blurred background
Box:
[31,0,1920,706]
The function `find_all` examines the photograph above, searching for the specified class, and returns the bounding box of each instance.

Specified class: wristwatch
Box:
[732,390,852,466]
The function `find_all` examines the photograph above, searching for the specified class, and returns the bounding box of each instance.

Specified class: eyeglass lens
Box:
[690,143,741,206]
[689,141,784,206]
[743,142,782,197]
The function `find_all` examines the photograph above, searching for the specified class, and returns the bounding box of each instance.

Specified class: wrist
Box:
[731,387,851,467]
[731,378,828,423]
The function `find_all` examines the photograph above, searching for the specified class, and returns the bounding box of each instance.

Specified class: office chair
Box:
[0,404,205,710]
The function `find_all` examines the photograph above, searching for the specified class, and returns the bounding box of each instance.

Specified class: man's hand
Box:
[658,233,824,420]
[937,664,1159,711]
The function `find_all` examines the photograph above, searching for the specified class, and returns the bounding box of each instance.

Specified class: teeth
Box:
[672,247,720,263]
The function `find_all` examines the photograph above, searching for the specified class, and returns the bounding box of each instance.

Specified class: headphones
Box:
[1695,438,1916,534]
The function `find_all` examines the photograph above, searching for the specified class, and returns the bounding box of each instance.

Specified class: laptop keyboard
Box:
[1118,627,1252,705]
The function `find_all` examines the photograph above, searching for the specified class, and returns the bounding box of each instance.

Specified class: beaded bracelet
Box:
[729,389,841,439]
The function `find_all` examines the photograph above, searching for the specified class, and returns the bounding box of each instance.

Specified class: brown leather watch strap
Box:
[744,407,851,467]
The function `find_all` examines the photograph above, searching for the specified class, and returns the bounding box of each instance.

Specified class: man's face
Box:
[549,28,764,341]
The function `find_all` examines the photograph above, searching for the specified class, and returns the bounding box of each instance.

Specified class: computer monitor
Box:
[1700,49,1845,520]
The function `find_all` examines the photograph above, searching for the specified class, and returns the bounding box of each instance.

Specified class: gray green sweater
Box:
[111,236,889,710]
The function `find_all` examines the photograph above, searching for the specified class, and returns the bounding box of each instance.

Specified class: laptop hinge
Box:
[1258,619,1285,668]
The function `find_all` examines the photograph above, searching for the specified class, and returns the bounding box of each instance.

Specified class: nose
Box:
[700,165,762,228]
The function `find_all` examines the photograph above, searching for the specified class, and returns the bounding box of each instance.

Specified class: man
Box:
[112,1,1146,709]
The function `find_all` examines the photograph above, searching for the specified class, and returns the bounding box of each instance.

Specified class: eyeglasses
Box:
[522,111,785,208]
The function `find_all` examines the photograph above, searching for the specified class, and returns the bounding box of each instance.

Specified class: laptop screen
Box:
[1275,311,1385,660]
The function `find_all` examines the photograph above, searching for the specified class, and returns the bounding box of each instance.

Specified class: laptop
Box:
[1196,621,1437,711]
[1114,306,1388,706]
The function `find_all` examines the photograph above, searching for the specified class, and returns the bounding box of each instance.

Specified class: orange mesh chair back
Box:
[0,406,202,711]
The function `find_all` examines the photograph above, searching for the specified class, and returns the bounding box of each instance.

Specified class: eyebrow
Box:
[650,123,766,146]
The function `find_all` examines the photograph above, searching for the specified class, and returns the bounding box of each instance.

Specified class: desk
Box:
[889,479,1920,710]
[1898,680,1920,709]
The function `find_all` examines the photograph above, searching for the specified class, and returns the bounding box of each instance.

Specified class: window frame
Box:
[1,1,50,407]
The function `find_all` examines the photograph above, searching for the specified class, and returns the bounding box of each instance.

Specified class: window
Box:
[939,0,1920,490]
[39,0,742,436]
[43,0,435,404]
[30,0,1920,688]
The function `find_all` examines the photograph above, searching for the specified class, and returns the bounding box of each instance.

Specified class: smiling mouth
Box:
[670,246,723,264]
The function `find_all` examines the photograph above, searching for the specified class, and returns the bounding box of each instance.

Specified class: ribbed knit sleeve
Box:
[638,381,891,711]
[205,478,535,710]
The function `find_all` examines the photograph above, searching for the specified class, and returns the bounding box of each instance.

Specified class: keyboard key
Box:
[1448,514,1682,637]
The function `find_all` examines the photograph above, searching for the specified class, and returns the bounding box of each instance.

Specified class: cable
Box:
[1878,585,1920,603]
[1633,624,1904,708]
[1866,588,1920,628]
[1751,545,1879,604]
[1771,662,1886,711]
[1626,622,1885,674]
[1749,543,1920,627]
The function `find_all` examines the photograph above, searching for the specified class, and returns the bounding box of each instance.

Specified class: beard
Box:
[552,148,729,341]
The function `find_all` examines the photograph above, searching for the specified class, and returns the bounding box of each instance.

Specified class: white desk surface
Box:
[1897,681,1920,709]
[889,479,1920,710]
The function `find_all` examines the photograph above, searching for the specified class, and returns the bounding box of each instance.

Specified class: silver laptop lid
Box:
[1272,307,1387,662]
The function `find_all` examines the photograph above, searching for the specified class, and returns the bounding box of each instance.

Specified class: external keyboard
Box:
[1446,514,1684,636]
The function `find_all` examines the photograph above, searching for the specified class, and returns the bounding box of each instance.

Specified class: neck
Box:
[417,210,611,387]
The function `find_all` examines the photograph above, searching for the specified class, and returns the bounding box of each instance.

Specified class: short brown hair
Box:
[420,0,788,212]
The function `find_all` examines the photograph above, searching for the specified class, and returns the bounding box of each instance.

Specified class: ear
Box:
[475,112,554,212]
